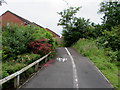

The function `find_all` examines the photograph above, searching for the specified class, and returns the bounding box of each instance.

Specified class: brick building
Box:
[0,10,60,38]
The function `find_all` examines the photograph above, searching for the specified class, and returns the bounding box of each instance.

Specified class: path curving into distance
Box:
[19,47,113,89]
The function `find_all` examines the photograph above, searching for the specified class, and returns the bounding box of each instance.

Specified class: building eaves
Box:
[1,10,31,24]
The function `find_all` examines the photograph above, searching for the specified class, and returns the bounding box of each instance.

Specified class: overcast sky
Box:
[0,0,104,36]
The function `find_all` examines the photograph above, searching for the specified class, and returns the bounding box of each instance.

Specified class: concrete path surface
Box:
[19,47,113,89]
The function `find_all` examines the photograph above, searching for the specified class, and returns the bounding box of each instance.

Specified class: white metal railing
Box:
[0,52,51,88]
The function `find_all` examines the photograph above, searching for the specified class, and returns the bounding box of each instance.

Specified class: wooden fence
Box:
[0,52,51,88]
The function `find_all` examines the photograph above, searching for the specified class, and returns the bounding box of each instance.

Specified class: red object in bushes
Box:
[29,38,52,55]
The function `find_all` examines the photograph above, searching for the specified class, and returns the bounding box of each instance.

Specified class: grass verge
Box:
[73,39,119,90]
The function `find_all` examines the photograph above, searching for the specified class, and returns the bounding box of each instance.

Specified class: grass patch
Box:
[73,39,119,90]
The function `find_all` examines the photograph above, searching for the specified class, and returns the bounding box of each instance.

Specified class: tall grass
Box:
[73,39,119,90]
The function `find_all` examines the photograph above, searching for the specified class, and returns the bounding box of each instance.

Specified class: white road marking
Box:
[57,58,67,62]
[65,47,79,89]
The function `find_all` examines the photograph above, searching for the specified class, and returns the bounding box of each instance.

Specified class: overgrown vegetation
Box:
[73,39,119,90]
[58,0,120,89]
[96,25,120,62]
[2,24,56,79]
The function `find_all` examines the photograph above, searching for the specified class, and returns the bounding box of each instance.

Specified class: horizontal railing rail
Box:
[0,52,51,88]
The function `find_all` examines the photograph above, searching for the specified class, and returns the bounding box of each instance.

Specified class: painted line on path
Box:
[65,47,79,89]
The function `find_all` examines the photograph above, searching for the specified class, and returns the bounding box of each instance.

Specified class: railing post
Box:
[14,75,20,88]
[45,58,48,63]
[35,63,39,71]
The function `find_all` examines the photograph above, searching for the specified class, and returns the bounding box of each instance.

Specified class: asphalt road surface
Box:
[20,47,113,89]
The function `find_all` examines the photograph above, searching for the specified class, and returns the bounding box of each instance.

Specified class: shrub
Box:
[16,53,41,64]
[2,24,35,60]
[2,24,56,61]
[96,25,120,61]
[32,27,56,49]
[32,28,53,40]
[96,25,120,50]
[28,39,52,56]
[2,62,25,78]
[2,52,42,79]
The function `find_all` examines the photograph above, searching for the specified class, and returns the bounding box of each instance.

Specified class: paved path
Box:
[20,47,113,89]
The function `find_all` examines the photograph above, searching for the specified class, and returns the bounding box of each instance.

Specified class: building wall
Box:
[2,12,25,26]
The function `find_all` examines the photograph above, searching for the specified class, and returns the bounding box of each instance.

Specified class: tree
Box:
[58,7,91,46]
[99,1,120,31]
[58,7,80,31]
